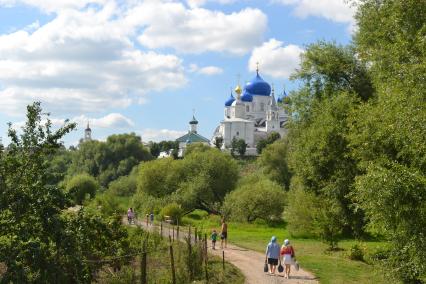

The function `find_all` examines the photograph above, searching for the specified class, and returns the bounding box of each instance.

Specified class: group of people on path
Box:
[210,218,228,250]
[126,208,154,226]
[265,236,298,279]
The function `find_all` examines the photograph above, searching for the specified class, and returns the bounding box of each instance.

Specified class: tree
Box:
[68,133,152,186]
[148,142,161,158]
[0,102,131,282]
[258,140,291,189]
[214,136,224,149]
[66,173,99,205]
[223,176,285,223]
[231,138,247,157]
[108,174,137,197]
[256,132,281,154]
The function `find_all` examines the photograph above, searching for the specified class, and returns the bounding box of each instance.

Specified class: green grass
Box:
[182,210,393,284]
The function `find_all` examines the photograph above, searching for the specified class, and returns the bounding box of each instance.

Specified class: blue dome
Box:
[277,97,283,103]
[224,93,235,106]
[245,72,271,96]
[241,91,253,102]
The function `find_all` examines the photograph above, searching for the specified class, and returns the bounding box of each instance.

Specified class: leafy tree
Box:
[136,158,185,198]
[258,140,291,189]
[160,202,184,225]
[149,142,161,158]
[66,173,99,205]
[223,176,285,223]
[68,133,152,186]
[108,173,137,197]
[231,138,247,157]
[176,147,239,214]
[214,136,224,149]
[256,132,281,154]
[0,102,131,282]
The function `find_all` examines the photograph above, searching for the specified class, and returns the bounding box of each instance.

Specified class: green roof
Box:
[176,132,209,143]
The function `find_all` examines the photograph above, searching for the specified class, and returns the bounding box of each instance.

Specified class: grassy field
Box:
[182,210,393,284]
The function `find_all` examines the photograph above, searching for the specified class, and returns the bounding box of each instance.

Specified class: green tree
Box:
[223,176,285,223]
[258,140,291,189]
[231,138,247,157]
[256,132,281,154]
[214,136,224,149]
[66,173,99,205]
[149,142,161,158]
[108,173,137,197]
[68,133,152,187]
[0,102,131,282]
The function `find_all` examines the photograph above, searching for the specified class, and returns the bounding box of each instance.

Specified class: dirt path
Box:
[131,219,318,284]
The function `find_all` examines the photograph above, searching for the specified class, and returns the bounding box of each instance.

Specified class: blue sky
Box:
[0,0,355,146]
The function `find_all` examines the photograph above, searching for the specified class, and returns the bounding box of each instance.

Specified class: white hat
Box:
[284,239,289,245]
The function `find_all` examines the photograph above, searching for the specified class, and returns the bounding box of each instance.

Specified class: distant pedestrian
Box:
[220,218,228,249]
[280,239,295,279]
[127,208,134,224]
[265,236,280,275]
[211,229,218,250]
[149,212,154,225]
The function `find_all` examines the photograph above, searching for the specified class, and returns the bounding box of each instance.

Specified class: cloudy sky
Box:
[0,0,355,145]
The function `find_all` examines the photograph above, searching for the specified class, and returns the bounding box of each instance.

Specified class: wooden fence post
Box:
[194,227,198,243]
[204,234,208,281]
[141,240,147,284]
[169,236,176,284]
[160,221,163,237]
[187,237,193,281]
[188,226,191,244]
[177,224,180,240]
[222,250,225,271]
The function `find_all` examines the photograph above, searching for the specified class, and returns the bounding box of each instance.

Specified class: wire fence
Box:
[91,218,228,284]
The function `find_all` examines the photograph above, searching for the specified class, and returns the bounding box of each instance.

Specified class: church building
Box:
[176,115,210,156]
[211,67,289,154]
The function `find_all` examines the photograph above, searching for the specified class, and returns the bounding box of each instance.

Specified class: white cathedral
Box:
[212,67,289,154]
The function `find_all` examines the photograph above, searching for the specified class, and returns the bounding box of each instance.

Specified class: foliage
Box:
[136,158,185,198]
[0,102,131,282]
[136,147,238,214]
[348,244,365,262]
[223,176,285,223]
[231,137,247,157]
[65,173,99,205]
[67,133,152,187]
[285,177,318,238]
[258,139,291,189]
[160,202,184,225]
[148,140,179,158]
[108,173,137,197]
[256,131,281,154]
[214,136,224,149]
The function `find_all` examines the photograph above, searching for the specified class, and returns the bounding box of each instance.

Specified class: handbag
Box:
[294,261,300,271]
[278,262,284,273]
[264,262,269,272]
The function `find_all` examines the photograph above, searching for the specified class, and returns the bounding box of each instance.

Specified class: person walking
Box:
[149,212,154,226]
[265,236,281,275]
[211,229,218,250]
[280,239,295,279]
[220,218,228,249]
[127,208,134,224]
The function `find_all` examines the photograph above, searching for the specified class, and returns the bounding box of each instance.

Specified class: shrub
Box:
[223,176,285,223]
[65,173,99,205]
[348,244,364,261]
[108,175,137,197]
[285,177,318,238]
[160,203,184,225]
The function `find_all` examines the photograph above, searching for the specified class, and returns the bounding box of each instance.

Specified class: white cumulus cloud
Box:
[273,0,356,30]
[189,64,223,75]
[0,4,186,116]
[248,38,303,79]
[129,2,267,55]
[140,128,187,142]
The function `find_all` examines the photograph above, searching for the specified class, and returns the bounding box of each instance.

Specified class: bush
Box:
[223,176,285,223]
[65,173,99,205]
[285,177,318,238]
[160,203,184,225]
[108,175,137,197]
[348,244,364,261]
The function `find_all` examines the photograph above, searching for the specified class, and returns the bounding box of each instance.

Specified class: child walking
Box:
[211,229,218,250]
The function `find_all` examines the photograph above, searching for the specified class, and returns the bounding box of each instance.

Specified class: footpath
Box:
[132,219,318,284]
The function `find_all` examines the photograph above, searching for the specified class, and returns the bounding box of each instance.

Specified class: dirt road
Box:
[132,219,318,284]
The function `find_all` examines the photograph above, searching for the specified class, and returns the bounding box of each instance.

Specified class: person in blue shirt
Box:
[265,236,281,274]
